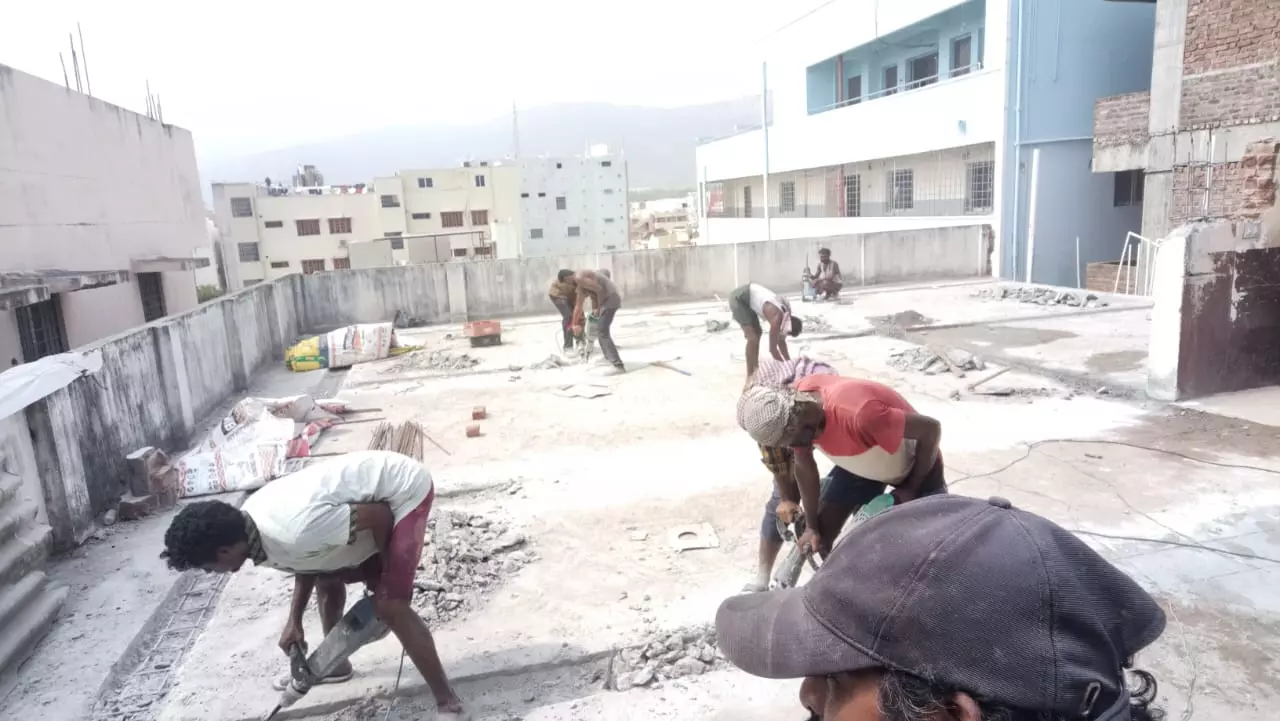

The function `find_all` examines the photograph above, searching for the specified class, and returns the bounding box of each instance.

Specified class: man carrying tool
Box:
[729,283,803,376]
[741,356,838,592]
[159,451,468,720]
[737,374,945,557]
[571,268,625,373]
[716,494,1169,721]
[548,269,577,351]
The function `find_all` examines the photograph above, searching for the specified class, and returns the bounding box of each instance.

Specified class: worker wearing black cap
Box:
[715,495,1167,721]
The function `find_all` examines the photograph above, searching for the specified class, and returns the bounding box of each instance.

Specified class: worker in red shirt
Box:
[737,374,945,556]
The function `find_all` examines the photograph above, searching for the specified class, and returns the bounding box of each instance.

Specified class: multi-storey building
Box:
[0,64,207,364]
[696,0,1160,286]
[214,152,627,288]
[1091,0,1280,240]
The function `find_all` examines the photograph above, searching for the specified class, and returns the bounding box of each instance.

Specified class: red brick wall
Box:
[1170,140,1279,226]
[1180,64,1280,128]
[1183,0,1280,75]
[1094,91,1151,147]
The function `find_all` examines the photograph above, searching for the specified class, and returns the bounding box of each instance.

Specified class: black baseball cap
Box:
[716,495,1166,721]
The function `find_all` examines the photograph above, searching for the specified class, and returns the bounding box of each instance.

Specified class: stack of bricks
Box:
[119,446,179,521]
[1239,139,1279,220]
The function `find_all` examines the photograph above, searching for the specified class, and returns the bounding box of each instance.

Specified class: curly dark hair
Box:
[160,500,248,571]
[876,668,1165,721]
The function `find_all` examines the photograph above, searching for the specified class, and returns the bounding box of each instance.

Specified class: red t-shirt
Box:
[793,375,918,483]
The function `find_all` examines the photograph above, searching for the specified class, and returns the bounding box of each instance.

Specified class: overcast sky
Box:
[3,1,816,159]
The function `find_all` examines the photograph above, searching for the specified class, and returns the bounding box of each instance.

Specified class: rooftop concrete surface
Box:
[11,280,1276,721]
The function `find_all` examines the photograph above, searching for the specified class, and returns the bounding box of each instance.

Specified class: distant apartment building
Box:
[0,64,207,365]
[213,152,627,288]
[630,196,699,249]
[696,0,1159,287]
[1091,0,1280,241]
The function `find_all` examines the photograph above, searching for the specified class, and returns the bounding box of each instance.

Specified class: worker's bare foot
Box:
[271,659,353,690]
[436,699,470,721]
[741,580,769,593]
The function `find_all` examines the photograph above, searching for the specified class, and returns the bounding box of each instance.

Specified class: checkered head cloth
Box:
[737,385,796,447]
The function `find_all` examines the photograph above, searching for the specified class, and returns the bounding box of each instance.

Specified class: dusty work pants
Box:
[596,306,622,368]
[550,296,574,349]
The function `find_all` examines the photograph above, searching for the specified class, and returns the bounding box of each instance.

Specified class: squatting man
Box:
[160,451,468,720]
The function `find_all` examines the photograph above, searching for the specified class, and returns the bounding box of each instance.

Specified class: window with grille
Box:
[380,194,400,208]
[965,161,995,213]
[136,272,167,322]
[907,52,939,90]
[390,238,405,250]
[417,177,433,188]
[1113,171,1144,207]
[230,197,253,218]
[882,65,899,95]
[567,226,581,237]
[270,261,290,269]
[328,217,353,234]
[843,175,861,217]
[530,228,544,239]
[887,169,914,211]
[301,259,326,274]
[743,186,753,217]
[412,212,432,220]
[471,210,489,225]
[601,160,612,167]
[296,218,321,236]
[238,242,261,261]
[16,296,69,362]
[474,175,487,188]
[473,246,492,256]
[264,220,283,228]
[441,211,464,228]
[556,196,567,210]
[951,35,973,77]
[780,181,796,213]
[452,248,469,257]
[332,257,351,270]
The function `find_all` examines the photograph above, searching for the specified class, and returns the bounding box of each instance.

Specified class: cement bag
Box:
[176,442,289,497]
[326,322,396,368]
[285,336,326,372]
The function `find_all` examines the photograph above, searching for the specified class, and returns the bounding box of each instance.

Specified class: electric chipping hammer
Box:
[262,597,389,720]
[772,493,896,590]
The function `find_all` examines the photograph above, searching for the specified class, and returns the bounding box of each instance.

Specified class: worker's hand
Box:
[278,621,305,655]
[798,527,823,556]
[891,487,917,505]
[572,324,584,337]
[775,500,801,525]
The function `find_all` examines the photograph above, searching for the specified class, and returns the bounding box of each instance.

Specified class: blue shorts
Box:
[760,460,947,541]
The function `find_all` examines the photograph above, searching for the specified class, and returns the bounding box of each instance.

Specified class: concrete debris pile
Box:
[976,285,1108,308]
[393,349,480,372]
[608,625,724,690]
[532,354,568,369]
[798,315,833,333]
[412,510,534,624]
[705,319,730,333]
[869,310,934,329]
[888,347,985,375]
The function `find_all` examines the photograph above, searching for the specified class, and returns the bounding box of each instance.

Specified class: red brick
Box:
[117,494,157,522]
[471,406,487,420]
[465,423,481,438]
[1093,91,1151,148]
[463,320,501,338]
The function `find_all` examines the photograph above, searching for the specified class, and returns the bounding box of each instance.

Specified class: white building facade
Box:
[213,153,628,288]
[696,0,1159,287]
[0,64,207,365]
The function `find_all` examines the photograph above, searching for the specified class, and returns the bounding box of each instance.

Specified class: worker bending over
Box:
[160,451,468,720]
[729,283,803,376]
[571,268,625,373]
[548,269,577,351]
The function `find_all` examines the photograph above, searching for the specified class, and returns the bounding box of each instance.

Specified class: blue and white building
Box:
[695,0,1158,286]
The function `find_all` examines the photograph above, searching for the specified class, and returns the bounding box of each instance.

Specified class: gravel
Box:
[386,349,481,373]
[975,285,1108,308]
[607,624,724,691]
[888,346,985,375]
[412,510,534,624]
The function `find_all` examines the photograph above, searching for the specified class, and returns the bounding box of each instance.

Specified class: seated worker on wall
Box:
[159,451,469,721]
[716,494,1169,721]
[737,374,945,557]
[741,356,839,592]
[729,283,803,376]
[571,268,625,373]
[548,269,577,351]
[814,248,843,300]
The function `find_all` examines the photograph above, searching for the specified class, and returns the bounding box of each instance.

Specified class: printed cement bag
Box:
[176,442,289,497]
[285,323,398,372]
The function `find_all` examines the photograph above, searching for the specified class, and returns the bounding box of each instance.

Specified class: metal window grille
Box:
[332,257,351,270]
[418,177,433,188]
[471,210,489,225]
[965,161,995,212]
[441,211,464,228]
[567,226,581,237]
[270,261,290,269]
[328,217,352,234]
[530,228,544,239]
[844,175,861,217]
[137,272,167,321]
[743,186,753,218]
[16,295,69,362]
[888,169,914,211]
[412,212,431,220]
[238,242,260,261]
[556,196,567,210]
[230,197,253,218]
[264,220,283,228]
[301,259,326,274]
[475,175,487,188]
[780,181,796,213]
[380,194,400,208]
[390,238,405,250]
[295,219,321,236]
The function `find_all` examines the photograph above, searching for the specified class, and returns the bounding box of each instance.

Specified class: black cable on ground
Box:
[948,437,1280,566]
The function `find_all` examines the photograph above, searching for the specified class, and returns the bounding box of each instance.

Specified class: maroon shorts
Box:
[324,488,434,602]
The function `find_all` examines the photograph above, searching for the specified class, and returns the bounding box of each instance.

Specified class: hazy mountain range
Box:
[197,97,762,199]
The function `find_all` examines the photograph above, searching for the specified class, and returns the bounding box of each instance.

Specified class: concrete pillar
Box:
[1145,227,1188,400]
[446,263,468,322]
[1147,0,1187,135]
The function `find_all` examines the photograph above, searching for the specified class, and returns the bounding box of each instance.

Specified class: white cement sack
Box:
[326,323,396,368]
[177,442,289,497]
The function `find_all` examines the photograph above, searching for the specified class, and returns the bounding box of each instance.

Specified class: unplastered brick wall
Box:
[1170,140,1279,226]
[1183,0,1280,75]
[1094,91,1151,148]
[1180,63,1280,128]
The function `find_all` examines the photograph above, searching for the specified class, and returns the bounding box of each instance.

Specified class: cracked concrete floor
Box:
[12,282,1275,721]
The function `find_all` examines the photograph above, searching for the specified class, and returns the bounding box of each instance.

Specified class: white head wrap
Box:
[737,385,797,447]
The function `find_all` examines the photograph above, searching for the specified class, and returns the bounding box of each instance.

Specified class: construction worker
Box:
[571,269,624,373]
[813,248,843,300]
[729,283,803,376]
[737,375,945,557]
[548,269,577,351]
[159,451,468,721]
